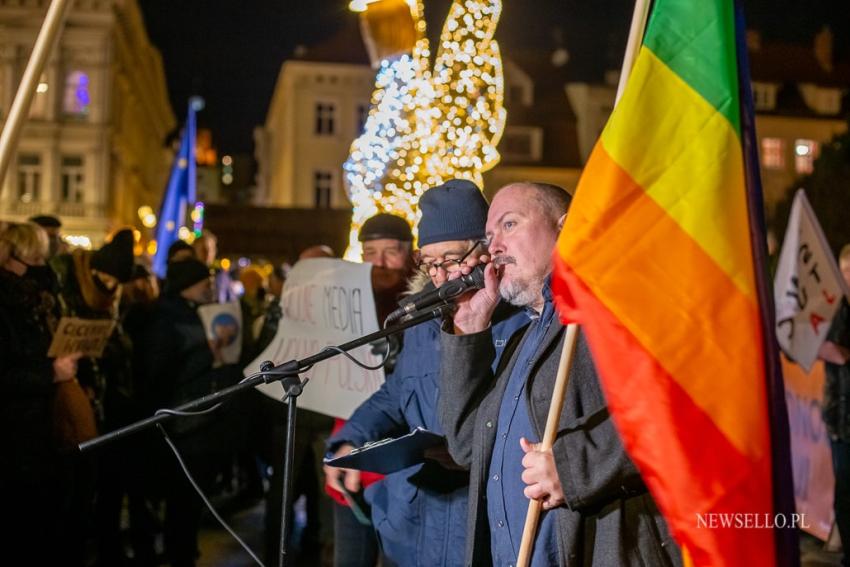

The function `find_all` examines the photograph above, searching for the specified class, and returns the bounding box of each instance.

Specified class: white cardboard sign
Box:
[244,258,385,419]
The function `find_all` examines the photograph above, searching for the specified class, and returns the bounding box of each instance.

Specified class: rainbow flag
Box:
[552,0,797,565]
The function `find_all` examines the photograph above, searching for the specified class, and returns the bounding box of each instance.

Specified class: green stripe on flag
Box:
[643,0,741,135]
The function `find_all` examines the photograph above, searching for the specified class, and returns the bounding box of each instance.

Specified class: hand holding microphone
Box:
[449,256,503,335]
[383,248,503,334]
[385,263,488,325]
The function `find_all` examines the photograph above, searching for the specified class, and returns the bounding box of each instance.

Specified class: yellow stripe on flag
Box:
[600,48,756,302]
[560,143,769,459]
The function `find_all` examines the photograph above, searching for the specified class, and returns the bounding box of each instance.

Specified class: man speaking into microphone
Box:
[323,179,527,566]
[438,182,680,566]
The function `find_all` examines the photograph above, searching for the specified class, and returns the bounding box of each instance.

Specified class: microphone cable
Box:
[149,339,394,566]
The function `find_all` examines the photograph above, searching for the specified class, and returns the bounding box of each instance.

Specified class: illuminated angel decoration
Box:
[343,0,506,259]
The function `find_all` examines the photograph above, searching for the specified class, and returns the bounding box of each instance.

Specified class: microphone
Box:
[385,264,486,325]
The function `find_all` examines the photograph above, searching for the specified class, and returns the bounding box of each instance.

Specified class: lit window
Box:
[29,74,48,119]
[794,139,819,174]
[760,138,785,169]
[17,154,41,202]
[315,102,336,136]
[752,82,777,112]
[314,170,333,208]
[60,155,84,203]
[63,71,90,117]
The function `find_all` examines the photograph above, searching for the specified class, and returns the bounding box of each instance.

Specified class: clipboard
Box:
[324,427,446,475]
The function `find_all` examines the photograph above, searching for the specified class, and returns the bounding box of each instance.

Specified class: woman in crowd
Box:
[0,222,80,564]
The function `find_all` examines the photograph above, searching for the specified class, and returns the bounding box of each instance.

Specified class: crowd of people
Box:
[2,178,848,567]
[0,217,294,567]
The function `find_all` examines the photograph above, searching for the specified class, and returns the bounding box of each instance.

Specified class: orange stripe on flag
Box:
[557,144,769,460]
[552,259,776,566]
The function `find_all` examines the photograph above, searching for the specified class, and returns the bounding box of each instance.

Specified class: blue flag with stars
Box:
[152,99,200,277]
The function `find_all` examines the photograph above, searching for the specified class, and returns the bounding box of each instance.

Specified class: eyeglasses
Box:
[418,240,484,275]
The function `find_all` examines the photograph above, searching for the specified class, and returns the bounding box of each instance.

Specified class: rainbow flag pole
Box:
[549,0,799,565]
[515,2,651,565]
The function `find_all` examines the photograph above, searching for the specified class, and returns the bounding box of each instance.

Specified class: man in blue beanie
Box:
[324,179,527,566]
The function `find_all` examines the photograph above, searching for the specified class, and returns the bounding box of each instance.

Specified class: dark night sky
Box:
[138,0,850,156]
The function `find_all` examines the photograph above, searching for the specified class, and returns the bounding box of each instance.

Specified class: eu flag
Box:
[152,98,201,277]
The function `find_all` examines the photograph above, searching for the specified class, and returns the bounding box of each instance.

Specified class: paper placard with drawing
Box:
[197,302,243,365]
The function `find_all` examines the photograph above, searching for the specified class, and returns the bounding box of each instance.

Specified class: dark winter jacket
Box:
[438,286,681,566]
[142,294,242,451]
[328,305,527,566]
[0,268,60,484]
[823,298,850,441]
[51,250,132,428]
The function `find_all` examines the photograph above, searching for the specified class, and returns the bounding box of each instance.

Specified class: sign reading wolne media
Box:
[245,258,384,419]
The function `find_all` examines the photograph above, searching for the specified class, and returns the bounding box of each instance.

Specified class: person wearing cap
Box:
[141,258,243,567]
[315,212,417,567]
[29,214,67,259]
[49,228,137,566]
[324,180,527,566]
[359,212,416,325]
[51,228,136,424]
[167,238,195,263]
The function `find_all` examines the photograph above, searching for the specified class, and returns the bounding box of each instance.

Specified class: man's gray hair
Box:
[498,182,572,225]
[526,182,571,223]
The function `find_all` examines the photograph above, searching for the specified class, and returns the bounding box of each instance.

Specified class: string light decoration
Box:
[343,0,505,259]
[190,201,205,238]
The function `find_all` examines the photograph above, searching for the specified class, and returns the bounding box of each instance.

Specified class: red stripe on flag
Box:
[557,143,767,458]
[552,260,776,566]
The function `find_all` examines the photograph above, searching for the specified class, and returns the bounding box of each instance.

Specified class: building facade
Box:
[256,60,375,209]
[258,20,850,220]
[565,28,849,213]
[256,23,376,210]
[256,23,586,210]
[482,52,585,198]
[0,0,175,246]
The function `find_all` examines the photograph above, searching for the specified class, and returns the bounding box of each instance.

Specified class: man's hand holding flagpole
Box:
[514,1,651,564]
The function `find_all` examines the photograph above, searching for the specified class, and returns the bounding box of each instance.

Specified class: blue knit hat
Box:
[417,179,488,247]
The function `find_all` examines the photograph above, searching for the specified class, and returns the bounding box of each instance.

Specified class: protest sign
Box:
[48,317,116,358]
[775,189,849,371]
[245,258,384,419]
[782,354,834,540]
[198,301,243,365]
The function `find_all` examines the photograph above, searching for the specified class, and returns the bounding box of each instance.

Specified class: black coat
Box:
[141,294,242,451]
[0,268,59,483]
[438,318,683,566]
[51,251,133,427]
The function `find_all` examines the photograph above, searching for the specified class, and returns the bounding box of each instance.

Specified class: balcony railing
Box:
[0,200,107,218]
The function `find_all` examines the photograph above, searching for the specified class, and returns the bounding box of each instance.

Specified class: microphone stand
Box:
[78,303,452,567]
